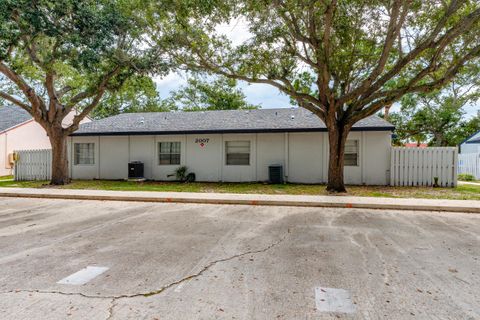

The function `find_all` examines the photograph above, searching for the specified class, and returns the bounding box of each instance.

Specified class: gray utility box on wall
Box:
[268,165,284,184]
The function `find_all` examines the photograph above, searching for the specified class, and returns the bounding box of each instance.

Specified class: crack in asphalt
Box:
[0,233,288,319]
[106,298,116,320]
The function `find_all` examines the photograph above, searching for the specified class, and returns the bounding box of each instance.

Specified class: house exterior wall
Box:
[460,131,480,154]
[0,110,91,177]
[69,130,392,185]
[0,133,6,176]
[1,121,51,176]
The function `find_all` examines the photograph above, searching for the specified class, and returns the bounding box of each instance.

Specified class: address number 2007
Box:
[195,138,210,144]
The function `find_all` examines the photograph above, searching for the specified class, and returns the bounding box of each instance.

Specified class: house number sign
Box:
[195,138,210,147]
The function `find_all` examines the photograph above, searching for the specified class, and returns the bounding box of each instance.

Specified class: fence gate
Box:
[390,147,457,187]
[458,153,480,179]
[14,149,52,181]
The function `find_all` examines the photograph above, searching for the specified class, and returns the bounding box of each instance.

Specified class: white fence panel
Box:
[458,153,480,179]
[390,147,457,187]
[14,149,52,181]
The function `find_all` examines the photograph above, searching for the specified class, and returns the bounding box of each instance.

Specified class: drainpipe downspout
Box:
[284,132,289,183]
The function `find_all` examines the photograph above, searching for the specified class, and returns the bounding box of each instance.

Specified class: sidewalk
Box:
[458,181,480,186]
[0,187,479,213]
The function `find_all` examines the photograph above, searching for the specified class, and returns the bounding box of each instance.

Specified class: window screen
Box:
[344,140,359,166]
[74,143,94,165]
[226,141,250,165]
[159,142,181,165]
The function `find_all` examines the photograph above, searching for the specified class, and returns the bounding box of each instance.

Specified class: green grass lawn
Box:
[0,179,479,200]
[0,175,13,180]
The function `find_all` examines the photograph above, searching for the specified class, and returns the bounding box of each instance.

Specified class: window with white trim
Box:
[159,142,181,165]
[344,140,359,166]
[74,143,95,165]
[226,141,250,165]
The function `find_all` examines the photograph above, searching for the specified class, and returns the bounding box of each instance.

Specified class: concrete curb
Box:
[0,189,479,213]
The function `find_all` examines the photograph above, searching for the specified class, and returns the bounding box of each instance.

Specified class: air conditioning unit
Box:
[128,161,144,179]
[268,165,284,184]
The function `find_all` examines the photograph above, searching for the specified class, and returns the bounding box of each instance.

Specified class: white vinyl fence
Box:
[458,153,480,179]
[14,149,52,181]
[390,147,457,187]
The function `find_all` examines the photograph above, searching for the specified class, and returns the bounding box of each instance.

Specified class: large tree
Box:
[161,0,480,192]
[0,0,167,184]
[389,71,480,146]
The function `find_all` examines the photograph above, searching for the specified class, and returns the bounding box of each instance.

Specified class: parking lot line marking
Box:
[315,287,356,313]
[57,266,109,285]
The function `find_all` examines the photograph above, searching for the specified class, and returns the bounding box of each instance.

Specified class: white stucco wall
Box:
[184,134,221,181]
[69,130,392,185]
[288,132,324,183]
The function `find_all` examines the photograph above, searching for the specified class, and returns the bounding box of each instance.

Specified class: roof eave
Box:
[0,119,34,135]
[70,126,395,137]
[459,129,480,145]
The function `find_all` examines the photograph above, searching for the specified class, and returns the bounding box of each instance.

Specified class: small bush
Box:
[458,173,475,181]
[175,166,188,181]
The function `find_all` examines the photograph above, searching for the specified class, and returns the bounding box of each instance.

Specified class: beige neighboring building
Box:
[0,105,90,176]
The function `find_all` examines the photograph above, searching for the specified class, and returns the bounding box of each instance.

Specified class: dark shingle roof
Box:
[71,108,394,136]
[0,105,32,133]
[468,138,480,144]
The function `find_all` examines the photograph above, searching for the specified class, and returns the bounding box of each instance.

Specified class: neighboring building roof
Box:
[404,143,428,148]
[0,105,33,133]
[467,138,480,144]
[459,129,480,145]
[71,108,395,136]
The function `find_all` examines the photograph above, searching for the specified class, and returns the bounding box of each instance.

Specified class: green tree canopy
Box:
[159,0,480,191]
[92,75,259,118]
[389,69,480,146]
[91,76,172,119]
[167,76,259,111]
[0,0,170,184]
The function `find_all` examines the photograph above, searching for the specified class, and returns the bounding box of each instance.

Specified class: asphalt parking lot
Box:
[0,197,479,320]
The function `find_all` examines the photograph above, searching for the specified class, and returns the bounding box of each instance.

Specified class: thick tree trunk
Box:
[48,128,70,185]
[326,124,350,193]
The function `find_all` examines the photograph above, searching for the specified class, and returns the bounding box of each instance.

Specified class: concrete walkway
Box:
[458,180,480,186]
[0,187,479,213]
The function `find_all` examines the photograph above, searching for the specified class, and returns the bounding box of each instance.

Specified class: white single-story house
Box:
[459,130,480,154]
[68,108,395,185]
[0,104,90,177]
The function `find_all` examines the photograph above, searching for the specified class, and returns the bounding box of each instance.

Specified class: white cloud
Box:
[238,81,293,108]
[215,17,251,47]
[154,72,188,98]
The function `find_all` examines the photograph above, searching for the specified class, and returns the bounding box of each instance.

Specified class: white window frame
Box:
[74,143,95,166]
[344,140,359,167]
[158,141,181,165]
[225,140,251,166]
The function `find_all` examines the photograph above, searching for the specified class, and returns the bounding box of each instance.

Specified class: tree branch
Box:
[0,61,46,119]
[45,71,59,122]
[64,67,122,133]
[0,91,31,110]
[339,3,478,106]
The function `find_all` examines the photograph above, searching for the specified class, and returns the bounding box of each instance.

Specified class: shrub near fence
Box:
[390,147,457,187]
[14,149,52,181]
